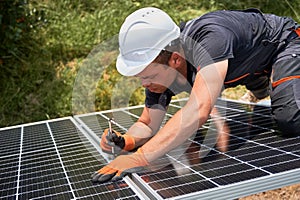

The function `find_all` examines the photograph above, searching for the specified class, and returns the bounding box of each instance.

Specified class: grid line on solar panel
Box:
[49,118,141,200]
[29,191,74,200]
[0,127,21,158]
[19,180,71,194]
[0,172,18,198]
[78,115,103,135]
[186,135,274,178]
[134,155,220,198]
[248,153,299,166]
[0,157,19,196]
[228,130,300,159]
[99,112,130,131]
[167,148,230,178]
[201,120,300,166]
[22,123,55,153]
[0,126,23,200]
[212,169,269,185]
[119,108,174,131]
[220,112,273,133]
[156,180,216,199]
[252,134,290,143]
[83,185,138,199]
[0,155,19,173]
[49,120,88,146]
[141,167,191,181]
[258,136,300,151]
[171,150,265,186]
[262,158,300,173]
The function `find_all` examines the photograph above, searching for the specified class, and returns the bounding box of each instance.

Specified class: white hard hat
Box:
[116,7,180,76]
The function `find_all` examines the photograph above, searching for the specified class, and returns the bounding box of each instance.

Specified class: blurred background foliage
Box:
[0,0,299,127]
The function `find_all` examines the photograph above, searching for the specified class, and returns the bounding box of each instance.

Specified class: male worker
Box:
[92,7,300,183]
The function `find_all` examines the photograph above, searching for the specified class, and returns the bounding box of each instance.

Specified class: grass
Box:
[222,86,248,100]
[0,0,299,127]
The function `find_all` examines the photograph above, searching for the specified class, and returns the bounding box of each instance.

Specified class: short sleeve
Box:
[145,89,174,110]
[190,26,235,68]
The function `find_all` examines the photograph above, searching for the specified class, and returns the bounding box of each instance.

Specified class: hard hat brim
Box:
[116,48,161,76]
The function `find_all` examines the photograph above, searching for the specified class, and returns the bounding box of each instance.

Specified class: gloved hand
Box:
[91,148,149,183]
[100,128,135,155]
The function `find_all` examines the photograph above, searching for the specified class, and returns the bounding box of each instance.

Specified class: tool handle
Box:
[108,118,115,155]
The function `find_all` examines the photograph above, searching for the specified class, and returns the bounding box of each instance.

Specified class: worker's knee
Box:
[271,79,300,136]
[274,114,300,136]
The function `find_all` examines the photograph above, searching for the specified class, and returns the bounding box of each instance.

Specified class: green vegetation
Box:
[1,0,299,127]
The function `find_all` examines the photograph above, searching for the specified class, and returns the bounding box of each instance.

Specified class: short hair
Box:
[153,38,181,65]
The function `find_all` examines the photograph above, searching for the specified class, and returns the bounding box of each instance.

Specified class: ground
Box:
[240,183,300,199]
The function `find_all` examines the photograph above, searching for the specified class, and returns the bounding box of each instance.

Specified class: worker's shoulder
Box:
[186,8,264,31]
[201,8,263,19]
[184,10,245,31]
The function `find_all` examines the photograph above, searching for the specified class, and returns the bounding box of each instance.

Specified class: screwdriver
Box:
[108,118,115,155]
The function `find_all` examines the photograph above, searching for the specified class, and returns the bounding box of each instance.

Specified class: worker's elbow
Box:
[182,104,210,130]
[196,112,209,128]
[194,104,211,128]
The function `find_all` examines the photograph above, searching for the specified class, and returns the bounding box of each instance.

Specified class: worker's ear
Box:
[168,52,183,69]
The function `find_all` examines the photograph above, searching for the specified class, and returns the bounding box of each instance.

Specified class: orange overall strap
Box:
[295,27,300,37]
[272,75,300,88]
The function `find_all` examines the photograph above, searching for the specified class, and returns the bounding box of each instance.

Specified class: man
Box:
[92,7,300,183]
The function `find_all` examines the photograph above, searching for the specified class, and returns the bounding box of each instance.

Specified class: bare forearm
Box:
[141,103,209,162]
[127,107,166,147]
[210,107,230,152]
[139,60,228,162]
[126,121,153,147]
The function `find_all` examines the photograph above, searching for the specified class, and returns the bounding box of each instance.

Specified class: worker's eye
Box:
[147,74,158,79]
[140,73,158,80]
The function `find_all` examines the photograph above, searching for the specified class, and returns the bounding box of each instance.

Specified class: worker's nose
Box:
[141,79,151,88]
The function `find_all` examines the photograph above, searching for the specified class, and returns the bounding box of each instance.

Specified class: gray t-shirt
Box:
[145,8,297,109]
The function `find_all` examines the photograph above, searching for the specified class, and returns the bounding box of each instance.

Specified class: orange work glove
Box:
[100,128,135,155]
[91,148,149,183]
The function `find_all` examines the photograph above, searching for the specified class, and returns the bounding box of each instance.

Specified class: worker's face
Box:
[136,62,177,93]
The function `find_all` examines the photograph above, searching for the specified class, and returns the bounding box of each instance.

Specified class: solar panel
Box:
[75,98,300,199]
[1,99,300,199]
[0,117,144,199]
